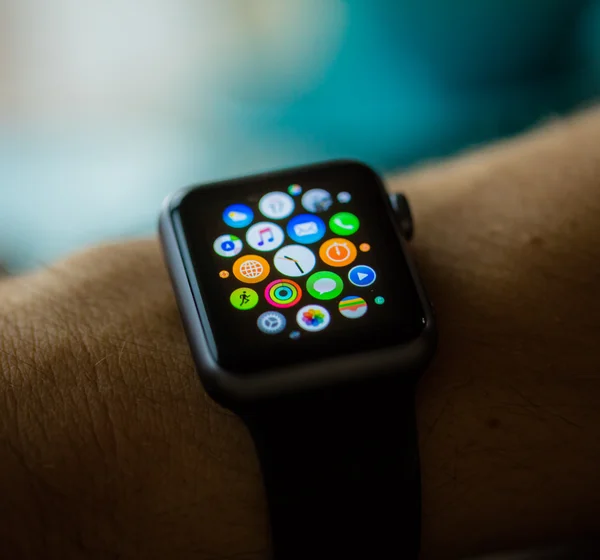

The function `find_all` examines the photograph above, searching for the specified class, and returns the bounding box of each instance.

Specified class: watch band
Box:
[241,374,421,559]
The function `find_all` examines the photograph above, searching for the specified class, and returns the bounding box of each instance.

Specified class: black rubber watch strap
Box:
[242,375,421,559]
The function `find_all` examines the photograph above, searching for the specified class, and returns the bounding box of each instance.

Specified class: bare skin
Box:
[1,107,600,559]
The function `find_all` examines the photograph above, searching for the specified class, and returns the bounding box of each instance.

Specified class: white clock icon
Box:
[274,245,316,277]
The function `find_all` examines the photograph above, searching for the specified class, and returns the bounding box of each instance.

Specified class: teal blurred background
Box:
[1,0,599,270]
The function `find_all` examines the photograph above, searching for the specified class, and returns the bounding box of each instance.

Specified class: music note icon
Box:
[247,222,284,252]
[257,227,275,246]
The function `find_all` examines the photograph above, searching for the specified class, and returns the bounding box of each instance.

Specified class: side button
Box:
[389,193,414,241]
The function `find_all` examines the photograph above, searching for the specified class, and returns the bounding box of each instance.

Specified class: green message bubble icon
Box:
[306,271,344,300]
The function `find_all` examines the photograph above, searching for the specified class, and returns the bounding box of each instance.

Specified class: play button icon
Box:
[348,265,377,287]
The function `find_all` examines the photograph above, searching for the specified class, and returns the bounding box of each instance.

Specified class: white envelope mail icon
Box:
[293,221,319,237]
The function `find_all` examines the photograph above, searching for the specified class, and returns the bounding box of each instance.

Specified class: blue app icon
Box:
[223,204,254,228]
[348,265,377,287]
[213,234,243,258]
[287,214,326,244]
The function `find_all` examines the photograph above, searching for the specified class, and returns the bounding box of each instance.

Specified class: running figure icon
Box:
[239,290,251,307]
[230,287,259,310]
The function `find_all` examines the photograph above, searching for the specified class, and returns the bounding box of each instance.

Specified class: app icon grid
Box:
[217,188,378,334]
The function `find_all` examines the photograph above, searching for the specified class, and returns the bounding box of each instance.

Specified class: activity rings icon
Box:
[265,279,303,309]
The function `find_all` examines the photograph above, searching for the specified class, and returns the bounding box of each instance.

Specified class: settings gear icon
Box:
[257,311,286,335]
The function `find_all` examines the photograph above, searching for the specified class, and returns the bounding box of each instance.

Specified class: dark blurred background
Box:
[1,0,599,271]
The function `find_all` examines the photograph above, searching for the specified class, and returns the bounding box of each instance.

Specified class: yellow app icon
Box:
[319,238,357,268]
[233,255,270,284]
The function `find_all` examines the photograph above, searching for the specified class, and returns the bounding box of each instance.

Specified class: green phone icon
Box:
[329,212,360,236]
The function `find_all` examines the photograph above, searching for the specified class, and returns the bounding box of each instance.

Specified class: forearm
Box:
[398,108,600,557]
[0,245,267,558]
[1,107,600,559]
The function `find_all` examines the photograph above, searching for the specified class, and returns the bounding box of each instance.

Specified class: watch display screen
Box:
[173,162,426,373]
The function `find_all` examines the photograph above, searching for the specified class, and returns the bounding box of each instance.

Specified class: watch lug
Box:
[389,193,414,241]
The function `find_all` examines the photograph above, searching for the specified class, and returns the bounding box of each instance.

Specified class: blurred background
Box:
[1,0,600,271]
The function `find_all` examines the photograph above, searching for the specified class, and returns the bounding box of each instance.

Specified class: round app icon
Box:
[233,255,270,284]
[338,296,368,319]
[265,279,303,308]
[213,234,243,258]
[274,245,316,277]
[286,214,326,245]
[259,191,295,220]
[257,311,287,335]
[329,212,360,236]
[301,189,333,213]
[348,265,377,287]
[223,204,254,228]
[306,271,344,300]
[288,184,303,196]
[230,287,259,310]
[337,191,351,204]
[296,304,331,332]
[246,222,285,252]
[319,238,357,268]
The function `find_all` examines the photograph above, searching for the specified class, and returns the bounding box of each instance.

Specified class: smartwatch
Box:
[159,161,436,559]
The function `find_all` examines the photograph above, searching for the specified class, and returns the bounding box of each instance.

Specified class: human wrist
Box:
[392,107,600,559]
[2,104,600,558]
[0,242,268,558]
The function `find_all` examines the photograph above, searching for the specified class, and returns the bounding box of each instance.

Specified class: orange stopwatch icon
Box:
[319,238,358,267]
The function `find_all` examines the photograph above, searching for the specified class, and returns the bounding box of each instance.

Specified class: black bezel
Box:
[159,161,436,403]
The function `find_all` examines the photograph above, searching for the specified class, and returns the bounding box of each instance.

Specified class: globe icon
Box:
[240,259,264,279]
[233,255,270,283]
